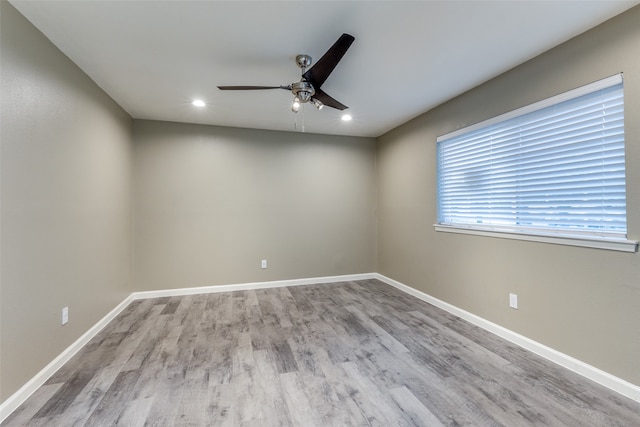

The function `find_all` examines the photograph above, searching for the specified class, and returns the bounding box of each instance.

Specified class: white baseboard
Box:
[0,273,374,422]
[130,273,377,300]
[3,271,637,423]
[0,294,135,422]
[373,273,640,403]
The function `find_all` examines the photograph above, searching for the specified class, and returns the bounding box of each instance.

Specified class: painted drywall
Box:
[0,1,133,401]
[377,5,640,385]
[133,120,376,291]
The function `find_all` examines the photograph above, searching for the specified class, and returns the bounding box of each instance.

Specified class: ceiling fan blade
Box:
[217,85,291,90]
[303,33,355,89]
[313,89,348,111]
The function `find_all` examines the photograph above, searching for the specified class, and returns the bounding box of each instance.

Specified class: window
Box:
[436,74,637,252]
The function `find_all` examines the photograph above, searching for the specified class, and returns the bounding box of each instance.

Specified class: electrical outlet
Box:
[509,293,518,310]
[62,307,69,325]
[261,259,267,269]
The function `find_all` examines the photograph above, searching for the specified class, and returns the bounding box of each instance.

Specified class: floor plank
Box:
[3,279,639,426]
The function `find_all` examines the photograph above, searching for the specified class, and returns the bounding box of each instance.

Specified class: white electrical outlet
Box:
[62,306,69,325]
[509,293,518,309]
[261,259,267,269]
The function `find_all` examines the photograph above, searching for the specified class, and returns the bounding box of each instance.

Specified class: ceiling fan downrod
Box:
[292,54,315,112]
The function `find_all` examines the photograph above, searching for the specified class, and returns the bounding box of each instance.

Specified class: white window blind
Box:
[436,74,636,251]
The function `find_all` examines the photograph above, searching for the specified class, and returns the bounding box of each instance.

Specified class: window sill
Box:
[434,224,638,253]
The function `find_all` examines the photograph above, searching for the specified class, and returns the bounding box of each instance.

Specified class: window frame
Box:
[435,74,637,253]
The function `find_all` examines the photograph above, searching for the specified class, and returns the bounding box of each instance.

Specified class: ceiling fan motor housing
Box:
[291,81,315,103]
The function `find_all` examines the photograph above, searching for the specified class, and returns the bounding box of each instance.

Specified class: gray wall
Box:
[133,120,377,291]
[0,2,133,401]
[377,6,640,385]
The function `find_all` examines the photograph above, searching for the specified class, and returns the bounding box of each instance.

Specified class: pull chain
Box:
[293,104,305,132]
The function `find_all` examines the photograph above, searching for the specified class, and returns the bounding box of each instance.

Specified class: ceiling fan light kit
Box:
[291,97,301,113]
[218,33,355,117]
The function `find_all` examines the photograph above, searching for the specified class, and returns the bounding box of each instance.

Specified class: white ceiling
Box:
[10,1,639,138]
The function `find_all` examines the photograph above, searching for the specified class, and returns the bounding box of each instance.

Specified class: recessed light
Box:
[192,99,206,107]
[341,114,352,121]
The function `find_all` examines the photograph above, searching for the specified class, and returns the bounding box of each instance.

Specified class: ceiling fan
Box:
[218,33,355,113]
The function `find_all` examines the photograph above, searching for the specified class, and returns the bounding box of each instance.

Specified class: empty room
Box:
[2,1,640,425]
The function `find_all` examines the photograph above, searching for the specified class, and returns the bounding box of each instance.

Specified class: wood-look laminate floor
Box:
[3,279,639,426]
